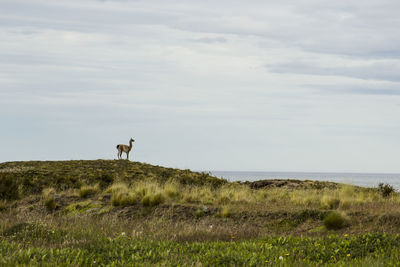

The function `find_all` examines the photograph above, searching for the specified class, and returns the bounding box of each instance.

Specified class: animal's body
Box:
[116,138,135,160]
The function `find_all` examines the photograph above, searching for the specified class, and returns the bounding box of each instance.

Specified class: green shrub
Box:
[324,211,347,230]
[378,183,395,198]
[79,184,100,198]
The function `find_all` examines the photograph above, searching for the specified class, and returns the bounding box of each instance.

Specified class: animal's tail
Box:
[116,145,120,149]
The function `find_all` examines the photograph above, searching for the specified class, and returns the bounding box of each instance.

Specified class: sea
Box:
[209,171,400,190]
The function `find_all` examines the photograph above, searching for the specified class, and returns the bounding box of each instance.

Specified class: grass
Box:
[1,221,400,266]
[79,184,100,198]
[43,188,56,211]
[2,160,400,265]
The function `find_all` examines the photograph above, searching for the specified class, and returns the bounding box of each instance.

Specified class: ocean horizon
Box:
[208,171,400,190]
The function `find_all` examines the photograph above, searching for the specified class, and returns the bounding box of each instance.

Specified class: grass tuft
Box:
[79,184,100,198]
[43,188,56,211]
[219,206,232,218]
[321,196,341,209]
[111,192,137,207]
[142,192,165,207]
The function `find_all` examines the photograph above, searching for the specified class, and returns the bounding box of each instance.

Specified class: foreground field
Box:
[1,160,400,266]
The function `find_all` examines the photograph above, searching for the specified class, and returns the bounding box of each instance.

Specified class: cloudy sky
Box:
[1,0,400,173]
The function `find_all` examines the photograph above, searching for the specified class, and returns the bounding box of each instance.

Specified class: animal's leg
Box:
[126,152,129,160]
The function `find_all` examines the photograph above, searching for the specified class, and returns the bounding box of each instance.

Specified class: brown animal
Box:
[116,138,135,160]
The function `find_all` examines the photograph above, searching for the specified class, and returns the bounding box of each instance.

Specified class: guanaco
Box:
[116,138,135,160]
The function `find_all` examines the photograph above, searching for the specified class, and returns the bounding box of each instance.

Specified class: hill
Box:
[1,160,400,265]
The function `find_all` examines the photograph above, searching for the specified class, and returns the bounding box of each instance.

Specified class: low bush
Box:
[324,211,347,230]
[378,183,395,198]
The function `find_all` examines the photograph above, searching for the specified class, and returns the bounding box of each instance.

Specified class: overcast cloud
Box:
[1,0,400,173]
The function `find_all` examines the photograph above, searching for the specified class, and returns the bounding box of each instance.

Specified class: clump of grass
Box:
[321,195,341,209]
[195,208,204,218]
[339,200,352,210]
[106,182,137,206]
[79,184,100,198]
[216,184,252,205]
[378,183,395,198]
[106,182,129,194]
[43,188,56,211]
[111,191,137,206]
[142,192,165,207]
[323,211,347,230]
[219,206,232,218]
[163,181,181,199]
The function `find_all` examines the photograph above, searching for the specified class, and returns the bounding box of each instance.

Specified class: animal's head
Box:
[131,138,135,142]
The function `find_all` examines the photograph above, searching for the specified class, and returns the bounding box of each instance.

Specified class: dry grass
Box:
[79,184,100,198]
[99,179,400,216]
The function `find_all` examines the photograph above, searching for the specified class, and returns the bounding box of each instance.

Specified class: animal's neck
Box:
[129,140,133,148]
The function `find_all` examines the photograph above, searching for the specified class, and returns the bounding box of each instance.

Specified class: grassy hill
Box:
[1,160,400,265]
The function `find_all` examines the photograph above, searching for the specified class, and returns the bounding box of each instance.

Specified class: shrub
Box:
[323,211,347,230]
[79,184,100,198]
[378,183,395,198]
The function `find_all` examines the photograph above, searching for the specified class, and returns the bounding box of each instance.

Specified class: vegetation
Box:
[378,182,395,198]
[1,160,400,265]
[79,184,100,198]
[324,211,347,230]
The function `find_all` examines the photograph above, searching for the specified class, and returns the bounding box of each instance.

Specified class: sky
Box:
[1,0,400,173]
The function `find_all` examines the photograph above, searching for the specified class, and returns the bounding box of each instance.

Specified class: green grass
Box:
[1,226,400,266]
